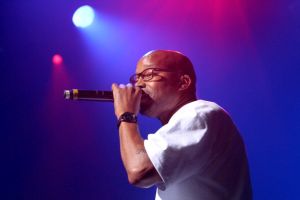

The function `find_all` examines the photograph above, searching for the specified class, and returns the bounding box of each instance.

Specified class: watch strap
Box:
[117,112,137,128]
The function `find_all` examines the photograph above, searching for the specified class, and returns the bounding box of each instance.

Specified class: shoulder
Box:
[171,100,227,122]
[158,100,227,134]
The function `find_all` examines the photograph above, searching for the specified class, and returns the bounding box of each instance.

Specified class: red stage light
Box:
[52,54,63,65]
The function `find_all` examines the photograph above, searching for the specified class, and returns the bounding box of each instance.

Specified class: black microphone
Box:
[64,89,113,102]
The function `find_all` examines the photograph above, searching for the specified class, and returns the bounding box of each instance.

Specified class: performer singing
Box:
[112,50,252,200]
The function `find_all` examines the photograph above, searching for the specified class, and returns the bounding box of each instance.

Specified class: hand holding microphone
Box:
[64,84,143,117]
[111,83,142,118]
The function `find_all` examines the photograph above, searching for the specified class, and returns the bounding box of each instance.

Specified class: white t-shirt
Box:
[144,100,252,200]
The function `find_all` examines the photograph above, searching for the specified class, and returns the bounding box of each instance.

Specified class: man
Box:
[111,50,252,200]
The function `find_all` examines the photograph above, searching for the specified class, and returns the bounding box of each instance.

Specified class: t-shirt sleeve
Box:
[144,104,224,189]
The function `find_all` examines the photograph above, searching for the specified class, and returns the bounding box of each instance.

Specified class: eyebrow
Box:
[136,66,172,74]
[135,65,157,73]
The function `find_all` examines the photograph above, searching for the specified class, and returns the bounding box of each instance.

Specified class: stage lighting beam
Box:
[72,5,95,28]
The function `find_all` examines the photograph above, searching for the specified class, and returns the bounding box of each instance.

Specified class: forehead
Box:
[135,58,155,73]
[135,52,174,73]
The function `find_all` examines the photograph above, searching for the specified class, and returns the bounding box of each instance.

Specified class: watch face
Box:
[121,112,137,122]
[117,112,137,128]
[124,114,133,121]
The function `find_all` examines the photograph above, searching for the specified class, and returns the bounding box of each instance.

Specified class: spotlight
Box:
[72,5,95,28]
[52,54,63,65]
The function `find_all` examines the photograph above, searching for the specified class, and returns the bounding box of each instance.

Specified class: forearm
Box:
[111,83,161,187]
[119,122,149,172]
[119,122,161,187]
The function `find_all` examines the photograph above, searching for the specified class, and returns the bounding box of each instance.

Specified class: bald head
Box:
[139,50,197,94]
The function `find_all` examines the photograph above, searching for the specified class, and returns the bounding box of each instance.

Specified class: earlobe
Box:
[178,75,191,91]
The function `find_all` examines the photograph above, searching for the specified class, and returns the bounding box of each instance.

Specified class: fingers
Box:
[111,83,142,118]
[111,83,141,91]
[111,83,118,91]
[119,84,126,88]
[111,82,142,101]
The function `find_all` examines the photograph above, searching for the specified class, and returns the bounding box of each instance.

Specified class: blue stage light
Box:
[72,5,95,28]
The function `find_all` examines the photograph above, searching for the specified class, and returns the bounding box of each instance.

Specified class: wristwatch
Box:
[117,112,137,128]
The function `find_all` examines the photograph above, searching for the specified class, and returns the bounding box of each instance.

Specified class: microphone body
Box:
[64,89,113,102]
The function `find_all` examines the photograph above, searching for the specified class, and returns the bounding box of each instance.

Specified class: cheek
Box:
[145,83,163,97]
[147,83,175,101]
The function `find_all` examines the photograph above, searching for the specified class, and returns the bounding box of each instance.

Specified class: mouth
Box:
[141,90,150,99]
[140,90,153,113]
[141,94,150,103]
[141,89,154,102]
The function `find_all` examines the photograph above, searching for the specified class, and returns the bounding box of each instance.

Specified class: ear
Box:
[178,74,192,91]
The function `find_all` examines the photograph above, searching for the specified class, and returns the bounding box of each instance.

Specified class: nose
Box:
[135,77,146,89]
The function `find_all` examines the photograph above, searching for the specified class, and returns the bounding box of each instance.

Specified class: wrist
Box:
[117,112,138,128]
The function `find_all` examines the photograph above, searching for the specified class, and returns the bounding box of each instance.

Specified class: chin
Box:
[140,104,152,116]
[140,102,157,118]
[140,94,155,116]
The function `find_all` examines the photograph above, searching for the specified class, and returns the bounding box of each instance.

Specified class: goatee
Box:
[140,93,154,115]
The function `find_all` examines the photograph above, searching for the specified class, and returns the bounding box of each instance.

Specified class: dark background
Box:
[1,0,300,199]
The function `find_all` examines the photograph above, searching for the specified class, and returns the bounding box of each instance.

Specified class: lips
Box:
[141,90,149,99]
[140,91,153,113]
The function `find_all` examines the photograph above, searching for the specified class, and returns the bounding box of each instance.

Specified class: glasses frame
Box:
[129,68,179,84]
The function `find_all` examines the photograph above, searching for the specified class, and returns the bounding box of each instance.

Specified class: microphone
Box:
[64,89,113,102]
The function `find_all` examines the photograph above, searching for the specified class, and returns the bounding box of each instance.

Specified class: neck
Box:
[158,95,197,125]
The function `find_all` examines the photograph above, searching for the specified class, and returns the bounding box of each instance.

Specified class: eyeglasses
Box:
[129,68,178,84]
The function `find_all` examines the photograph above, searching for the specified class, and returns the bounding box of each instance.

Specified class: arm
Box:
[119,122,162,187]
[112,83,162,188]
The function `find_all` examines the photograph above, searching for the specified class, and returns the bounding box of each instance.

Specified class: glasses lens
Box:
[129,68,173,84]
[141,68,154,81]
